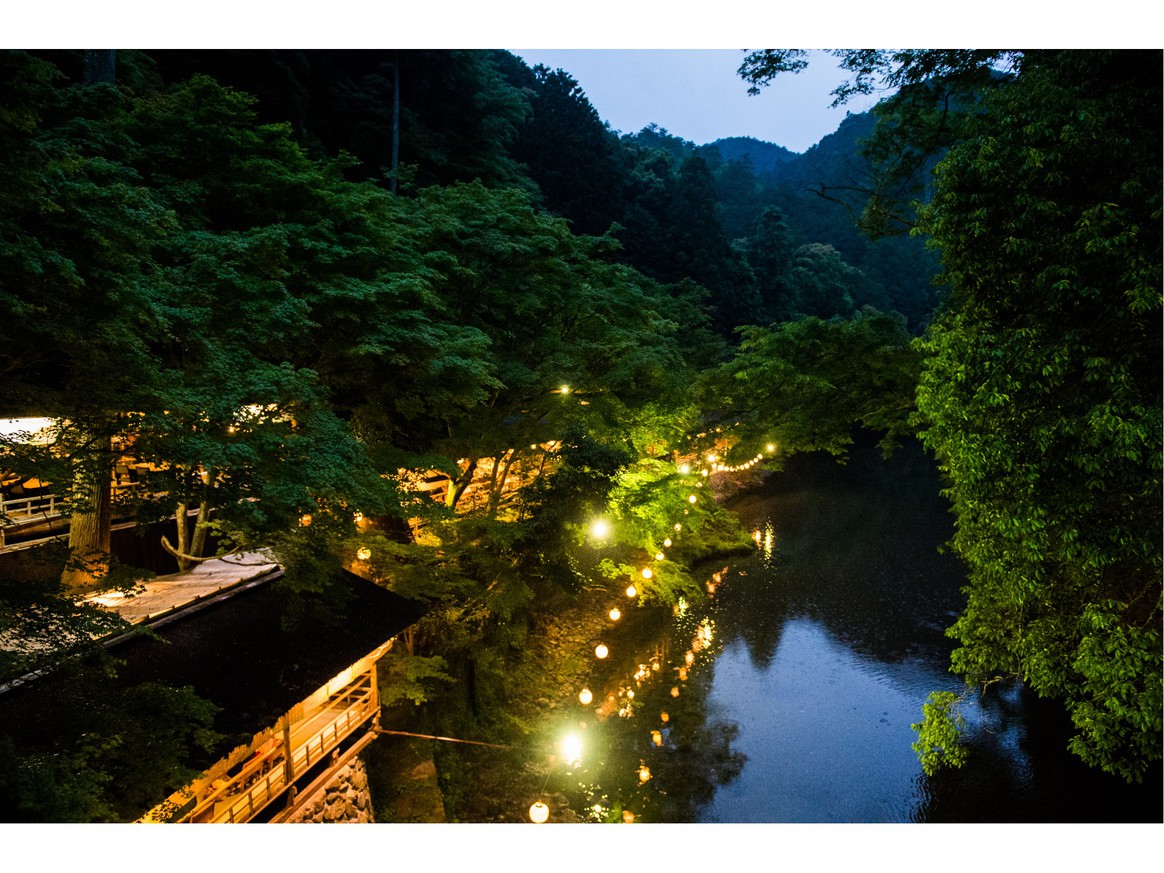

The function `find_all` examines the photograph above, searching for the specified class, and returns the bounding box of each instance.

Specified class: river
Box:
[541,438,1161,823]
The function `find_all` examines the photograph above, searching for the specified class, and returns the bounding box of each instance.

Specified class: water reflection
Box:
[539,438,1160,822]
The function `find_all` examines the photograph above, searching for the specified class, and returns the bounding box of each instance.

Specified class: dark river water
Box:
[542,439,1161,824]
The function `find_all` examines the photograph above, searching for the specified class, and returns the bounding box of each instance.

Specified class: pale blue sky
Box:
[511,49,883,153]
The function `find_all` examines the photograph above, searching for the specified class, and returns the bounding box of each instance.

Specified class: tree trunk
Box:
[61,450,113,591]
[445,457,477,512]
[83,50,116,85]
[487,449,520,518]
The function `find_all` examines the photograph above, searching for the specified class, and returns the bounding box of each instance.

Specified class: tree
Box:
[910,51,1162,782]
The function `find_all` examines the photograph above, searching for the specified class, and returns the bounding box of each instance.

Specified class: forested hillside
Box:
[1,47,1157,821]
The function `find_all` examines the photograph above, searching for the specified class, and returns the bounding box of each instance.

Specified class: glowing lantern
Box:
[622,810,635,823]
[353,512,364,523]
[678,463,690,474]
[625,584,637,598]
[701,469,708,477]
[688,494,697,504]
[641,568,653,580]
[579,688,593,705]
[609,607,621,621]
[670,686,680,698]
[651,730,663,746]
[685,651,695,666]
[638,765,652,783]
[595,644,609,659]
[674,523,682,531]
[766,443,776,453]
[660,712,670,723]
[529,801,550,824]
[678,667,688,681]
[560,385,570,395]
[562,734,583,765]
[663,537,672,548]
[655,552,664,561]
[627,690,635,699]
[299,514,313,527]
[590,518,611,540]
[356,547,372,561]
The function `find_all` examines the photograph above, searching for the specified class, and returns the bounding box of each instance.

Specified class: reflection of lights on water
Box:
[578,688,593,705]
[753,529,762,544]
[562,734,583,766]
[763,523,774,556]
[676,597,688,616]
[529,801,550,823]
[685,651,695,667]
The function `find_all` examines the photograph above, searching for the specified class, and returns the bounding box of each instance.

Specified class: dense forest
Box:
[0,48,1159,821]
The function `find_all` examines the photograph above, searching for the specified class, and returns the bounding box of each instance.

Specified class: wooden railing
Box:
[185,669,379,823]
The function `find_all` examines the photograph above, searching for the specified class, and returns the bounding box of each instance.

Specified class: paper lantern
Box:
[595,644,609,659]
[609,608,621,621]
[356,547,372,561]
[625,584,637,598]
[579,688,593,705]
[529,801,550,824]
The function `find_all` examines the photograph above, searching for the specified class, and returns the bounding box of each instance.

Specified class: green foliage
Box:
[378,652,454,707]
[911,690,970,775]
[912,51,1162,781]
[707,309,922,460]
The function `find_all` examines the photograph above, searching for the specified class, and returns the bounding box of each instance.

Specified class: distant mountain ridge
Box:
[703,136,796,174]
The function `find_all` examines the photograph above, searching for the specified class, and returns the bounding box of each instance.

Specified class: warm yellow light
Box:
[595,644,609,659]
[708,454,717,462]
[678,463,690,474]
[660,712,670,723]
[625,584,637,598]
[766,443,776,453]
[670,686,680,698]
[678,667,688,681]
[685,651,695,667]
[609,608,621,621]
[641,568,653,580]
[638,765,652,783]
[688,494,697,504]
[560,384,570,395]
[579,688,593,705]
[356,547,372,561]
[651,730,663,746]
[299,514,312,527]
[590,518,611,539]
[529,801,550,824]
[562,734,583,765]
[626,690,634,699]
[622,810,635,823]
[700,469,708,477]
[674,523,682,531]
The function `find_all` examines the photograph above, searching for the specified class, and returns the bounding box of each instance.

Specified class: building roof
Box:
[0,568,424,756]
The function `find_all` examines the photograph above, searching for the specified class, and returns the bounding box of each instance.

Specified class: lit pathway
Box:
[87,552,279,625]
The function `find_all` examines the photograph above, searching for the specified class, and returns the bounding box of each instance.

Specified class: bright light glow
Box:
[641,568,653,580]
[625,584,637,598]
[708,454,717,462]
[356,547,372,561]
[560,385,570,395]
[670,686,680,697]
[700,469,708,477]
[595,643,609,659]
[685,651,695,666]
[0,417,55,445]
[579,688,593,705]
[651,730,663,746]
[678,667,688,681]
[590,518,611,539]
[767,443,776,453]
[609,608,621,621]
[688,494,697,504]
[663,537,672,548]
[660,712,669,723]
[674,523,682,531]
[562,734,583,765]
[655,552,664,560]
[622,810,635,823]
[638,765,652,783]
[299,514,313,527]
[678,463,690,474]
[529,801,550,824]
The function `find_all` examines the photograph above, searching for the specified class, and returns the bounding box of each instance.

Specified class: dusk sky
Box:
[511,49,884,153]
